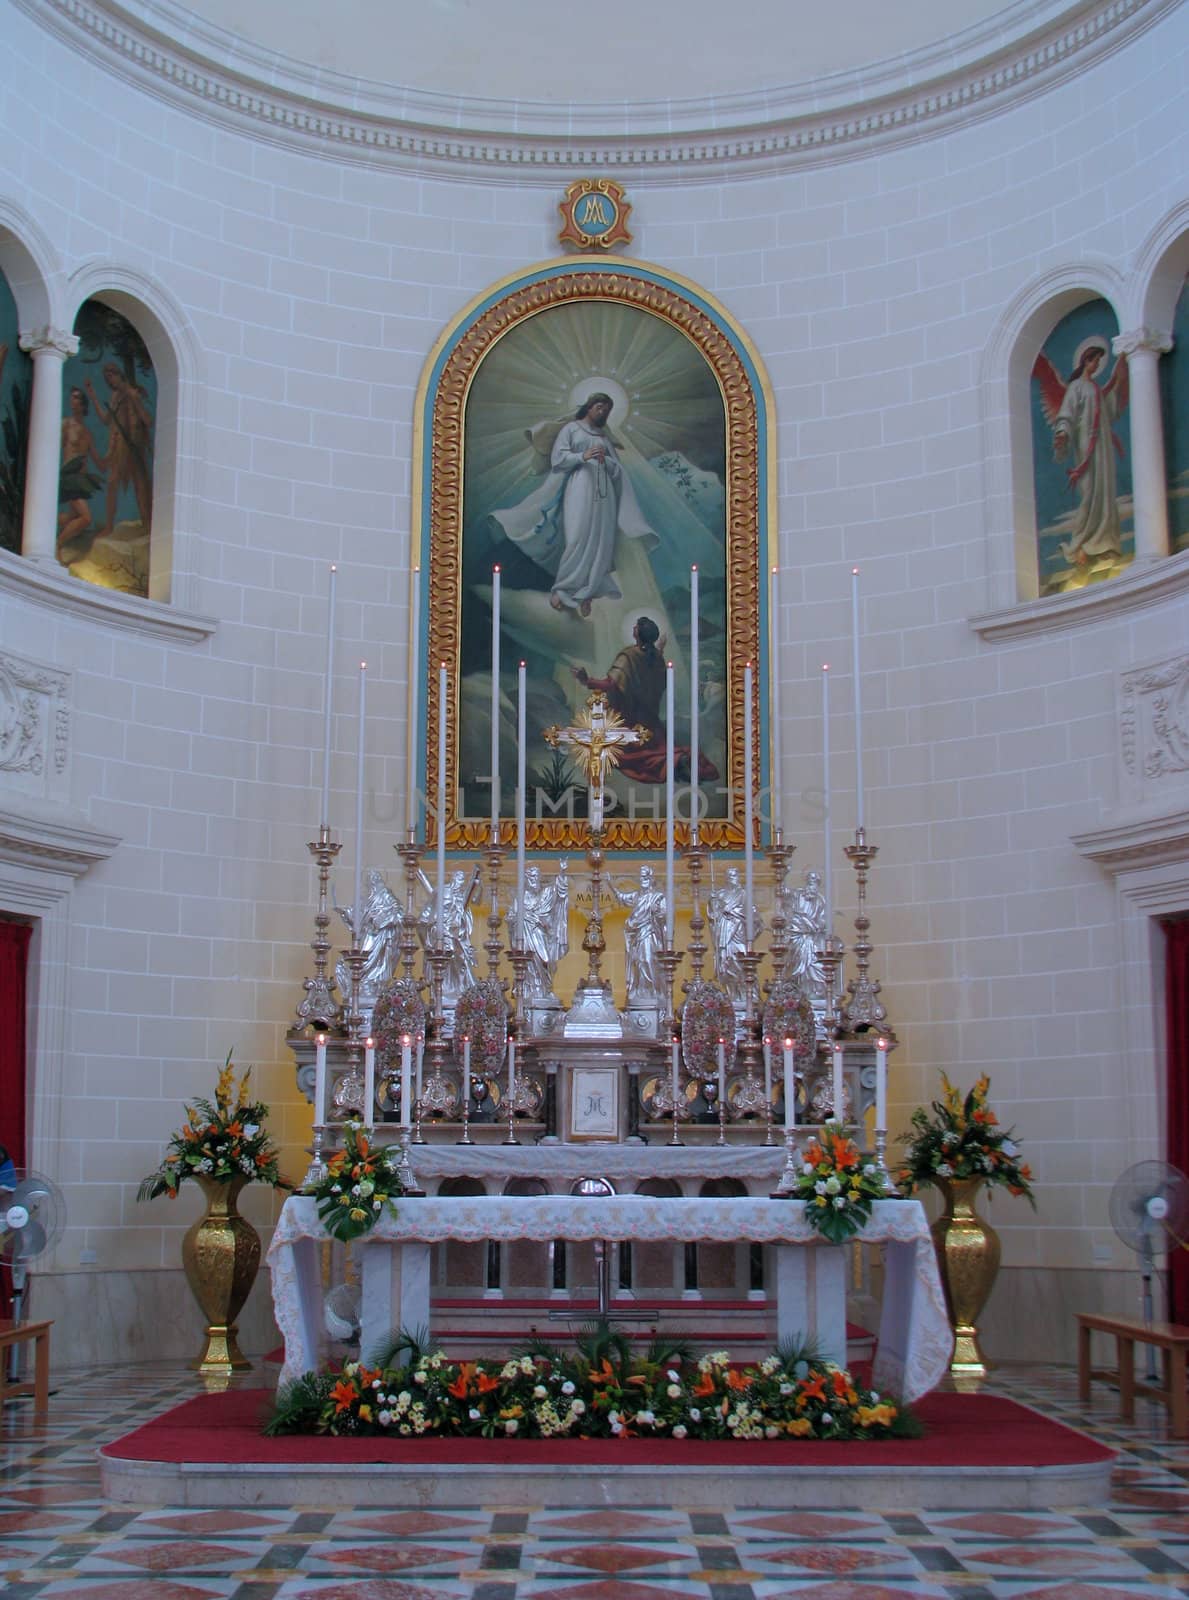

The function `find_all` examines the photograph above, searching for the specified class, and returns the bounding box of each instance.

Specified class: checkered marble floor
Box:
[1,1361,1187,1599]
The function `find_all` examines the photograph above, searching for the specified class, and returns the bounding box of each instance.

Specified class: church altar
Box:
[268,1193,952,1402]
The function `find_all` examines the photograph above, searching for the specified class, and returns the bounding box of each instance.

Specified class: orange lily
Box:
[726,1369,751,1391]
[329,1379,358,1414]
[476,1371,501,1394]
[692,1371,718,1398]
[799,1372,826,1401]
[447,1362,477,1399]
[587,1359,616,1387]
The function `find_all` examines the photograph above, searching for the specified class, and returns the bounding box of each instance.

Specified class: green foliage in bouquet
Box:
[264,1325,918,1442]
[898,1073,1035,1203]
[304,1121,404,1242]
[793,1122,892,1244]
[137,1051,287,1201]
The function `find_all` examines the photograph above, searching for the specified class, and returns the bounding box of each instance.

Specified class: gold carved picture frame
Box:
[416,259,768,855]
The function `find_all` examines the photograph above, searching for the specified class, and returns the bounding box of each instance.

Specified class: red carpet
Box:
[102,1388,1114,1469]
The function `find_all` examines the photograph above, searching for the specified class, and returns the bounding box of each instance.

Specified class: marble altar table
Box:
[269,1194,952,1401]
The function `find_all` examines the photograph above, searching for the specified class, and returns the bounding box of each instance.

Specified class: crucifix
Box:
[544,693,650,835]
[544,694,650,1034]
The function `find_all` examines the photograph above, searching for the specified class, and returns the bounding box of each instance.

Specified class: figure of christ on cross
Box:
[543,693,650,834]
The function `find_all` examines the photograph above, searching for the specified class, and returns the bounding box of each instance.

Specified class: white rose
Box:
[570,1399,585,1416]
[666,1384,682,1399]
[532,1385,547,1399]
[833,1195,846,1208]
[243,1123,259,1139]
[689,1407,702,1422]
[561,1380,575,1395]
[672,1424,687,1439]
[504,1418,518,1434]
[468,1407,481,1420]
[825,1176,841,1195]
[377,1409,391,1426]
[820,1411,833,1425]
[666,1369,680,1382]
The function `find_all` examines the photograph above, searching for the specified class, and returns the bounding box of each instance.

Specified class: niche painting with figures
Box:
[415,260,770,854]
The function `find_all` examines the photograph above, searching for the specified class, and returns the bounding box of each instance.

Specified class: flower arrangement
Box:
[137,1052,287,1201]
[898,1073,1035,1203]
[792,1122,890,1243]
[265,1330,914,1442]
[304,1121,404,1241]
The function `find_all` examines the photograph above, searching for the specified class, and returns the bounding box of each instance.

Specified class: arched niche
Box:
[413,257,774,856]
[62,265,203,608]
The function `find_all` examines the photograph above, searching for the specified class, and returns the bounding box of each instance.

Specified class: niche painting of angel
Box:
[1031,302,1132,596]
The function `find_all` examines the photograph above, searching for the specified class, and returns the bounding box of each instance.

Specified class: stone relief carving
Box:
[0,651,72,800]
[1120,654,1189,801]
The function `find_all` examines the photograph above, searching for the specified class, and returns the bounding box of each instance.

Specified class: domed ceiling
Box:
[49,0,1146,172]
[158,0,1021,104]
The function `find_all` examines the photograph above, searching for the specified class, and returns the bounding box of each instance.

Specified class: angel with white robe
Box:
[1033,336,1129,567]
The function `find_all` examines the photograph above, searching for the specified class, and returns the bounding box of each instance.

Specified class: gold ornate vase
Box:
[181,1174,260,1376]
[930,1176,1001,1379]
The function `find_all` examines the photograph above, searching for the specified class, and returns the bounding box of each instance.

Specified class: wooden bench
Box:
[0,1319,52,1418]
[1076,1311,1189,1438]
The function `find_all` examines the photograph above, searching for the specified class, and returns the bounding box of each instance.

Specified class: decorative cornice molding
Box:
[969,548,1189,641]
[0,799,120,878]
[15,0,1176,181]
[0,550,217,644]
[1072,807,1189,873]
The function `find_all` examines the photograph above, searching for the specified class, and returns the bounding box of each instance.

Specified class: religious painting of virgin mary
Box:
[419,262,765,854]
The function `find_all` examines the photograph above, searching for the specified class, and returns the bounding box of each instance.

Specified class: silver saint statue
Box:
[781,867,827,999]
[509,859,570,1002]
[417,864,481,1004]
[608,862,667,1008]
[335,868,405,1028]
[707,864,763,1008]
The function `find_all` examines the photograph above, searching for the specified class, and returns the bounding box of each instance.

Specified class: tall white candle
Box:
[515,661,527,945]
[832,1040,845,1123]
[762,1035,772,1104]
[436,662,448,949]
[689,564,699,840]
[400,1035,412,1130]
[717,1038,726,1107]
[507,1037,517,1104]
[851,566,865,833]
[665,660,675,946]
[314,1032,327,1126]
[783,1038,795,1130]
[463,1034,471,1089]
[406,566,420,837]
[769,566,782,837]
[671,1036,680,1107]
[415,1033,424,1102]
[363,1036,376,1130]
[319,563,337,830]
[353,662,367,927]
[490,564,501,842]
[876,1035,888,1128]
[744,661,755,945]
[822,663,833,931]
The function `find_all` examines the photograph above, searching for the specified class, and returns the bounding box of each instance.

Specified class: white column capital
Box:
[1112,326,1173,360]
[18,327,79,361]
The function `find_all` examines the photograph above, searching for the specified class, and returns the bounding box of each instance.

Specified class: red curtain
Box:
[1166,918,1189,1325]
[0,919,32,1319]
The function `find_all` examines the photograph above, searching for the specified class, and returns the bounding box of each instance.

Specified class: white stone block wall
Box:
[0,0,1186,1362]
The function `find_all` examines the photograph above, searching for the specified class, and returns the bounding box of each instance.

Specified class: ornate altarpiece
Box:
[413,259,773,855]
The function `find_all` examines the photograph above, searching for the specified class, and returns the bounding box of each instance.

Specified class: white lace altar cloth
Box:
[269,1195,952,1401]
[405,1143,786,1186]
